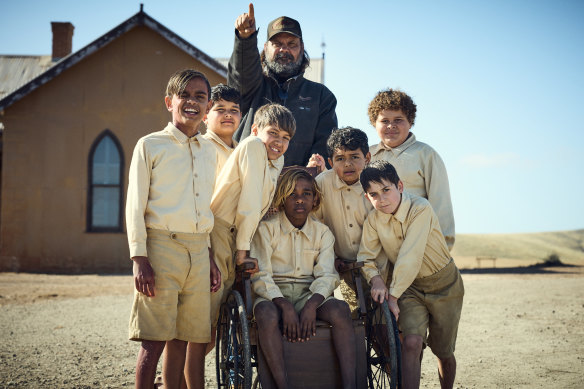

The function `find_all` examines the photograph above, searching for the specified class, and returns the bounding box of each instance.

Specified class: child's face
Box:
[165,78,210,135]
[204,99,241,139]
[328,147,371,186]
[375,109,412,148]
[252,125,291,160]
[283,178,317,228]
[364,178,403,214]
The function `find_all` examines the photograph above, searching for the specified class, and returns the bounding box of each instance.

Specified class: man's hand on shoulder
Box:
[132,256,156,297]
[235,3,256,39]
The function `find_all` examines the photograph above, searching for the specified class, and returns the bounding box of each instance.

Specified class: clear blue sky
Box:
[1,0,583,234]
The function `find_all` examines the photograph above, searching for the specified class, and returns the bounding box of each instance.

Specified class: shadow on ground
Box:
[460,264,581,275]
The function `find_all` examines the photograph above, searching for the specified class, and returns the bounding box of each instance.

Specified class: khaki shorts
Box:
[128,229,211,343]
[398,260,464,359]
[253,282,334,314]
[209,217,237,325]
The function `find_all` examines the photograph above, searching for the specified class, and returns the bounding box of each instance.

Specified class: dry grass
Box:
[451,229,584,266]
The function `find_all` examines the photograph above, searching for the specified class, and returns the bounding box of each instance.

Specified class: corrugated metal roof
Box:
[0,55,54,99]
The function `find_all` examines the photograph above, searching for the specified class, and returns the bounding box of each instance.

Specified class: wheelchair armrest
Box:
[235,262,255,318]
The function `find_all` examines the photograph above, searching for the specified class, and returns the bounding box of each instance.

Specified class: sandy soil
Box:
[1,261,583,388]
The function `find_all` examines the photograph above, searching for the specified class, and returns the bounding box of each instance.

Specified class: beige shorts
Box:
[128,229,211,343]
[209,217,237,325]
[253,282,334,314]
[398,260,464,359]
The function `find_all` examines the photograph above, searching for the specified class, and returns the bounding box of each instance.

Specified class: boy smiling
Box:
[209,103,295,330]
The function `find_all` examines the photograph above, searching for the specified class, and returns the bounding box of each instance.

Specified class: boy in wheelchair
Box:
[250,169,358,389]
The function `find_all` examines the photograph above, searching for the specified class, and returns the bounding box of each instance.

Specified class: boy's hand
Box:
[370,275,389,303]
[235,3,256,39]
[274,298,300,342]
[307,153,326,174]
[235,250,259,274]
[132,256,155,297]
[209,248,222,293]
[388,295,400,321]
[299,295,323,341]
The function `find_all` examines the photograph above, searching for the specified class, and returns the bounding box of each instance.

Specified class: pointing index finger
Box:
[249,3,254,20]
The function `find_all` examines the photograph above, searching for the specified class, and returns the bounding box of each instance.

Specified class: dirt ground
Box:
[1,258,583,388]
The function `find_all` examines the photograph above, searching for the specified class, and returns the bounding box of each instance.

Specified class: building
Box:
[0,7,227,273]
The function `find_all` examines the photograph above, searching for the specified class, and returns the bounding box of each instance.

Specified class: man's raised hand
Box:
[235,3,256,39]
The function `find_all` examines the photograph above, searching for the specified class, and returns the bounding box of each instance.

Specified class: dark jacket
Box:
[228,31,338,166]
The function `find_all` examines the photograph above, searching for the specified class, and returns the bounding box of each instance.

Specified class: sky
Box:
[1,0,583,234]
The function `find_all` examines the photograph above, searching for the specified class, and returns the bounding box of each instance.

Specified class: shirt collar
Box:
[373,132,417,155]
[332,171,365,195]
[165,122,200,144]
[204,130,237,150]
[279,211,315,239]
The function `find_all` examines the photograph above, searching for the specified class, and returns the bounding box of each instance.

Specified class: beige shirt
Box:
[357,191,451,299]
[125,122,216,258]
[251,213,340,301]
[202,130,238,179]
[210,136,284,251]
[370,133,455,249]
[314,169,373,261]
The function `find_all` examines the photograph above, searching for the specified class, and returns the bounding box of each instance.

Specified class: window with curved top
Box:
[87,130,124,232]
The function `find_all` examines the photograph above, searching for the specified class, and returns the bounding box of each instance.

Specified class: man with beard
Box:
[229,3,338,166]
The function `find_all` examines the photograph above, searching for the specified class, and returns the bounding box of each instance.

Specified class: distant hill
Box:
[452,229,584,263]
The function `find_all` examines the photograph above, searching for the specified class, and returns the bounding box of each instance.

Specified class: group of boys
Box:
[126,13,462,389]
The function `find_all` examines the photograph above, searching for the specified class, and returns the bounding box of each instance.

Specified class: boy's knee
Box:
[324,299,352,323]
[403,335,424,354]
[255,302,279,329]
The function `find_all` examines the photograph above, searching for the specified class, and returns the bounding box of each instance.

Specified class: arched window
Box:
[87,130,124,232]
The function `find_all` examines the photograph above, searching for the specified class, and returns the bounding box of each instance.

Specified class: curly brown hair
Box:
[367,89,417,126]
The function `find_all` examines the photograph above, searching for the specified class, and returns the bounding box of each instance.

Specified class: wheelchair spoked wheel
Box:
[216,290,252,389]
[366,301,402,389]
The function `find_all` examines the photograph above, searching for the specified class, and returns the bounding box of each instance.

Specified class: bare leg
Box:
[135,340,165,389]
[317,300,356,389]
[205,326,216,355]
[255,301,288,389]
[437,354,456,389]
[163,339,188,389]
[184,342,207,389]
[402,335,423,389]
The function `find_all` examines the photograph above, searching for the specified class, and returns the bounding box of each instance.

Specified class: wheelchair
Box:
[215,260,402,389]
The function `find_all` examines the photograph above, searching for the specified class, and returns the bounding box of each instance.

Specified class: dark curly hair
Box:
[326,127,369,159]
[367,89,417,126]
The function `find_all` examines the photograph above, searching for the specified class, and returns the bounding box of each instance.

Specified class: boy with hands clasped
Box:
[252,169,357,389]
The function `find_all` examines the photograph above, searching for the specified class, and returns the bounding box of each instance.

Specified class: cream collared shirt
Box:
[202,130,238,179]
[251,213,340,301]
[314,169,373,261]
[370,133,455,249]
[210,136,284,251]
[125,122,216,258]
[357,191,451,299]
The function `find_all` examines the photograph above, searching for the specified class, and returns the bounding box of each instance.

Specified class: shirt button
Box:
[296,267,300,271]
[346,206,350,210]
[195,193,199,197]
[349,224,353,227]
[171,233,177,239]
[347,188,351,191]
[195,173,198,178]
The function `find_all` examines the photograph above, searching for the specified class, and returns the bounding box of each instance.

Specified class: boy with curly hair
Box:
[368,89,455,249]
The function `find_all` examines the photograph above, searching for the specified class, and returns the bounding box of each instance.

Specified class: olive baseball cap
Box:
[267,16,302,40]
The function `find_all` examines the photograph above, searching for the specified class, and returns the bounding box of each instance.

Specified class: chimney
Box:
[51,22,74,62]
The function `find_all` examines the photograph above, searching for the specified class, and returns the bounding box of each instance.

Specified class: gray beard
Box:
[265,56,302,80]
